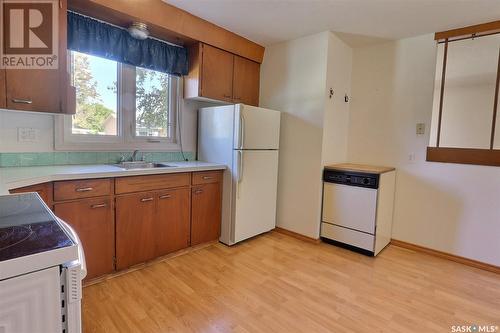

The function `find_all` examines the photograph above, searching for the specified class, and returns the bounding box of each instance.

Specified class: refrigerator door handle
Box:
[239,114,245,149]
[237,150,244,198]
[238,150,244,183]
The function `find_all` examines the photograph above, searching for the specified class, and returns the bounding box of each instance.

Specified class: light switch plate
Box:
[416,123,425,135]
[18,127,39,142]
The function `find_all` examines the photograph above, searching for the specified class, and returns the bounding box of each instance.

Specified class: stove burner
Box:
[0,225,34,251]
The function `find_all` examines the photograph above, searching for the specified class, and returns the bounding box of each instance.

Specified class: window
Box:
[135,67,172,138]
[56,51,179,150]
[72,52,118,136]
[427,22,500,167]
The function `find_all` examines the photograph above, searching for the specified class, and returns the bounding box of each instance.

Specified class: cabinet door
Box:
[233,56,260,106]
[191,183,222,246]
[116,192,156,270]
[155,188,190,256]
[201,44,234,102]
[0,69,5,108]
[4,0,73,114]
[54,198,114,280]
[6,69,62,112]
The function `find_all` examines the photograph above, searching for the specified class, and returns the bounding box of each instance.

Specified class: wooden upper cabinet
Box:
[6,69,63,112]
[233,56,260,106]
[200,44,234,102]
[0,70,5,108]
[185,42,260,106]
[4,0,75,114]
[54,198,115,280]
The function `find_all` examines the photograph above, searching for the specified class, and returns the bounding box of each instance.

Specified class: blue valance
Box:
[67,12,188,76]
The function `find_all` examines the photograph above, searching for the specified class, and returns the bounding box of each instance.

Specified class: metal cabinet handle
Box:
[140,197,154,202]
[223,94,231,99]
[194,189,203,195]
[159,194,172,199]
[76,187,93,192]
[12,98,33,104]
[202,176,213,180]
[90,203,107,209]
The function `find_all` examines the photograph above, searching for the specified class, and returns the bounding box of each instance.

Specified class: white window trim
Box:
[55,57,181,151]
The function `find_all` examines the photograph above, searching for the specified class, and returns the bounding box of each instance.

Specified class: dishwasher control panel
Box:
[323,169,379,189]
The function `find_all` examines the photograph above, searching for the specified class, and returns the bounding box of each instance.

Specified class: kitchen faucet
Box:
[131,150,140,161]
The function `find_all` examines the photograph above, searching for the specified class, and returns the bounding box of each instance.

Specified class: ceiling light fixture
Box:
[128,22,149,40]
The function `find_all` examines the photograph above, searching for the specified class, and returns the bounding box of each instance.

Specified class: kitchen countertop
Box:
[0,161,226,194]
[324,163,395,174]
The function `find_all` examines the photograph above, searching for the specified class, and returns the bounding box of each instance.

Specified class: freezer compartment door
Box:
[234,104,281,150]
[322,183,377,234]
[233,150,279,243]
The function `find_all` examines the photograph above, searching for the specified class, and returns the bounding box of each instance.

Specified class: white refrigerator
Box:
[198,104,281,245]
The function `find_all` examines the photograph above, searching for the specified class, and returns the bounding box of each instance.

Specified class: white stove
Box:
[0,193,86,333]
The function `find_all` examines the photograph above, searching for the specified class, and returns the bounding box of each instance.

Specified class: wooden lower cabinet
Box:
[9,170,223,280]
[191,183,222,246]
[54,198,114,280]
[155,188,191,256]
[116,192,157,270]
[10,182,54,208]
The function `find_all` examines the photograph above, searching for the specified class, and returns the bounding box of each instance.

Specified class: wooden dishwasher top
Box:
[324,163,395,174]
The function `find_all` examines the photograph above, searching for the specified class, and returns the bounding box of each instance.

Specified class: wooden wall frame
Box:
[426,147,500,167]
[68,0,265,63]
[427,20,500,167]
[435,20,500,42]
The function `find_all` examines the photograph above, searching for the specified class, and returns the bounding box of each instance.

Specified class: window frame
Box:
[55,52,180,151]
[426,20,500,167]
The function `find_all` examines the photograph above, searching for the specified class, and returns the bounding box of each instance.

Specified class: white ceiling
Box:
[164,0,500,46]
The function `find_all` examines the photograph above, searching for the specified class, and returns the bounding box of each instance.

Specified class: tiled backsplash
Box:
[0,151,195,167]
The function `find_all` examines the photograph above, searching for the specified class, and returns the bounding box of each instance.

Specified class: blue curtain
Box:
[67,12,188,76]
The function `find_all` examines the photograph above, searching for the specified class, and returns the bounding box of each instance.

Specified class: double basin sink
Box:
[115,161,174,170]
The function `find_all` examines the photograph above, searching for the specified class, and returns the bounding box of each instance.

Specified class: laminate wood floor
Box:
[82,232,500,333]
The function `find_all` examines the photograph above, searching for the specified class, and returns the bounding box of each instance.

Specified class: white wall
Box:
[321,33,352,166]
[0,98,204,153]
[260,32,329,239]
[260,31,353,239]
[348,34,500,266]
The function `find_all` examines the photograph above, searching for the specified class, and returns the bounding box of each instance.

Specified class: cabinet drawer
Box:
[115,173,190,194]
[54,178,112,201]
[192,170,223,185]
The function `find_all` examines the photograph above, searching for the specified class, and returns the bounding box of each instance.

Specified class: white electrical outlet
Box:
[17,127,39,143]
[416,123,425,135]
[408,152,416,163]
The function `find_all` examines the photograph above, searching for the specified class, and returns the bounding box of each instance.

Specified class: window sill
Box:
[426,147,500,167]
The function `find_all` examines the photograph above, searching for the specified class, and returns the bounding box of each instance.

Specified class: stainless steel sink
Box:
[115,161,173,170]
